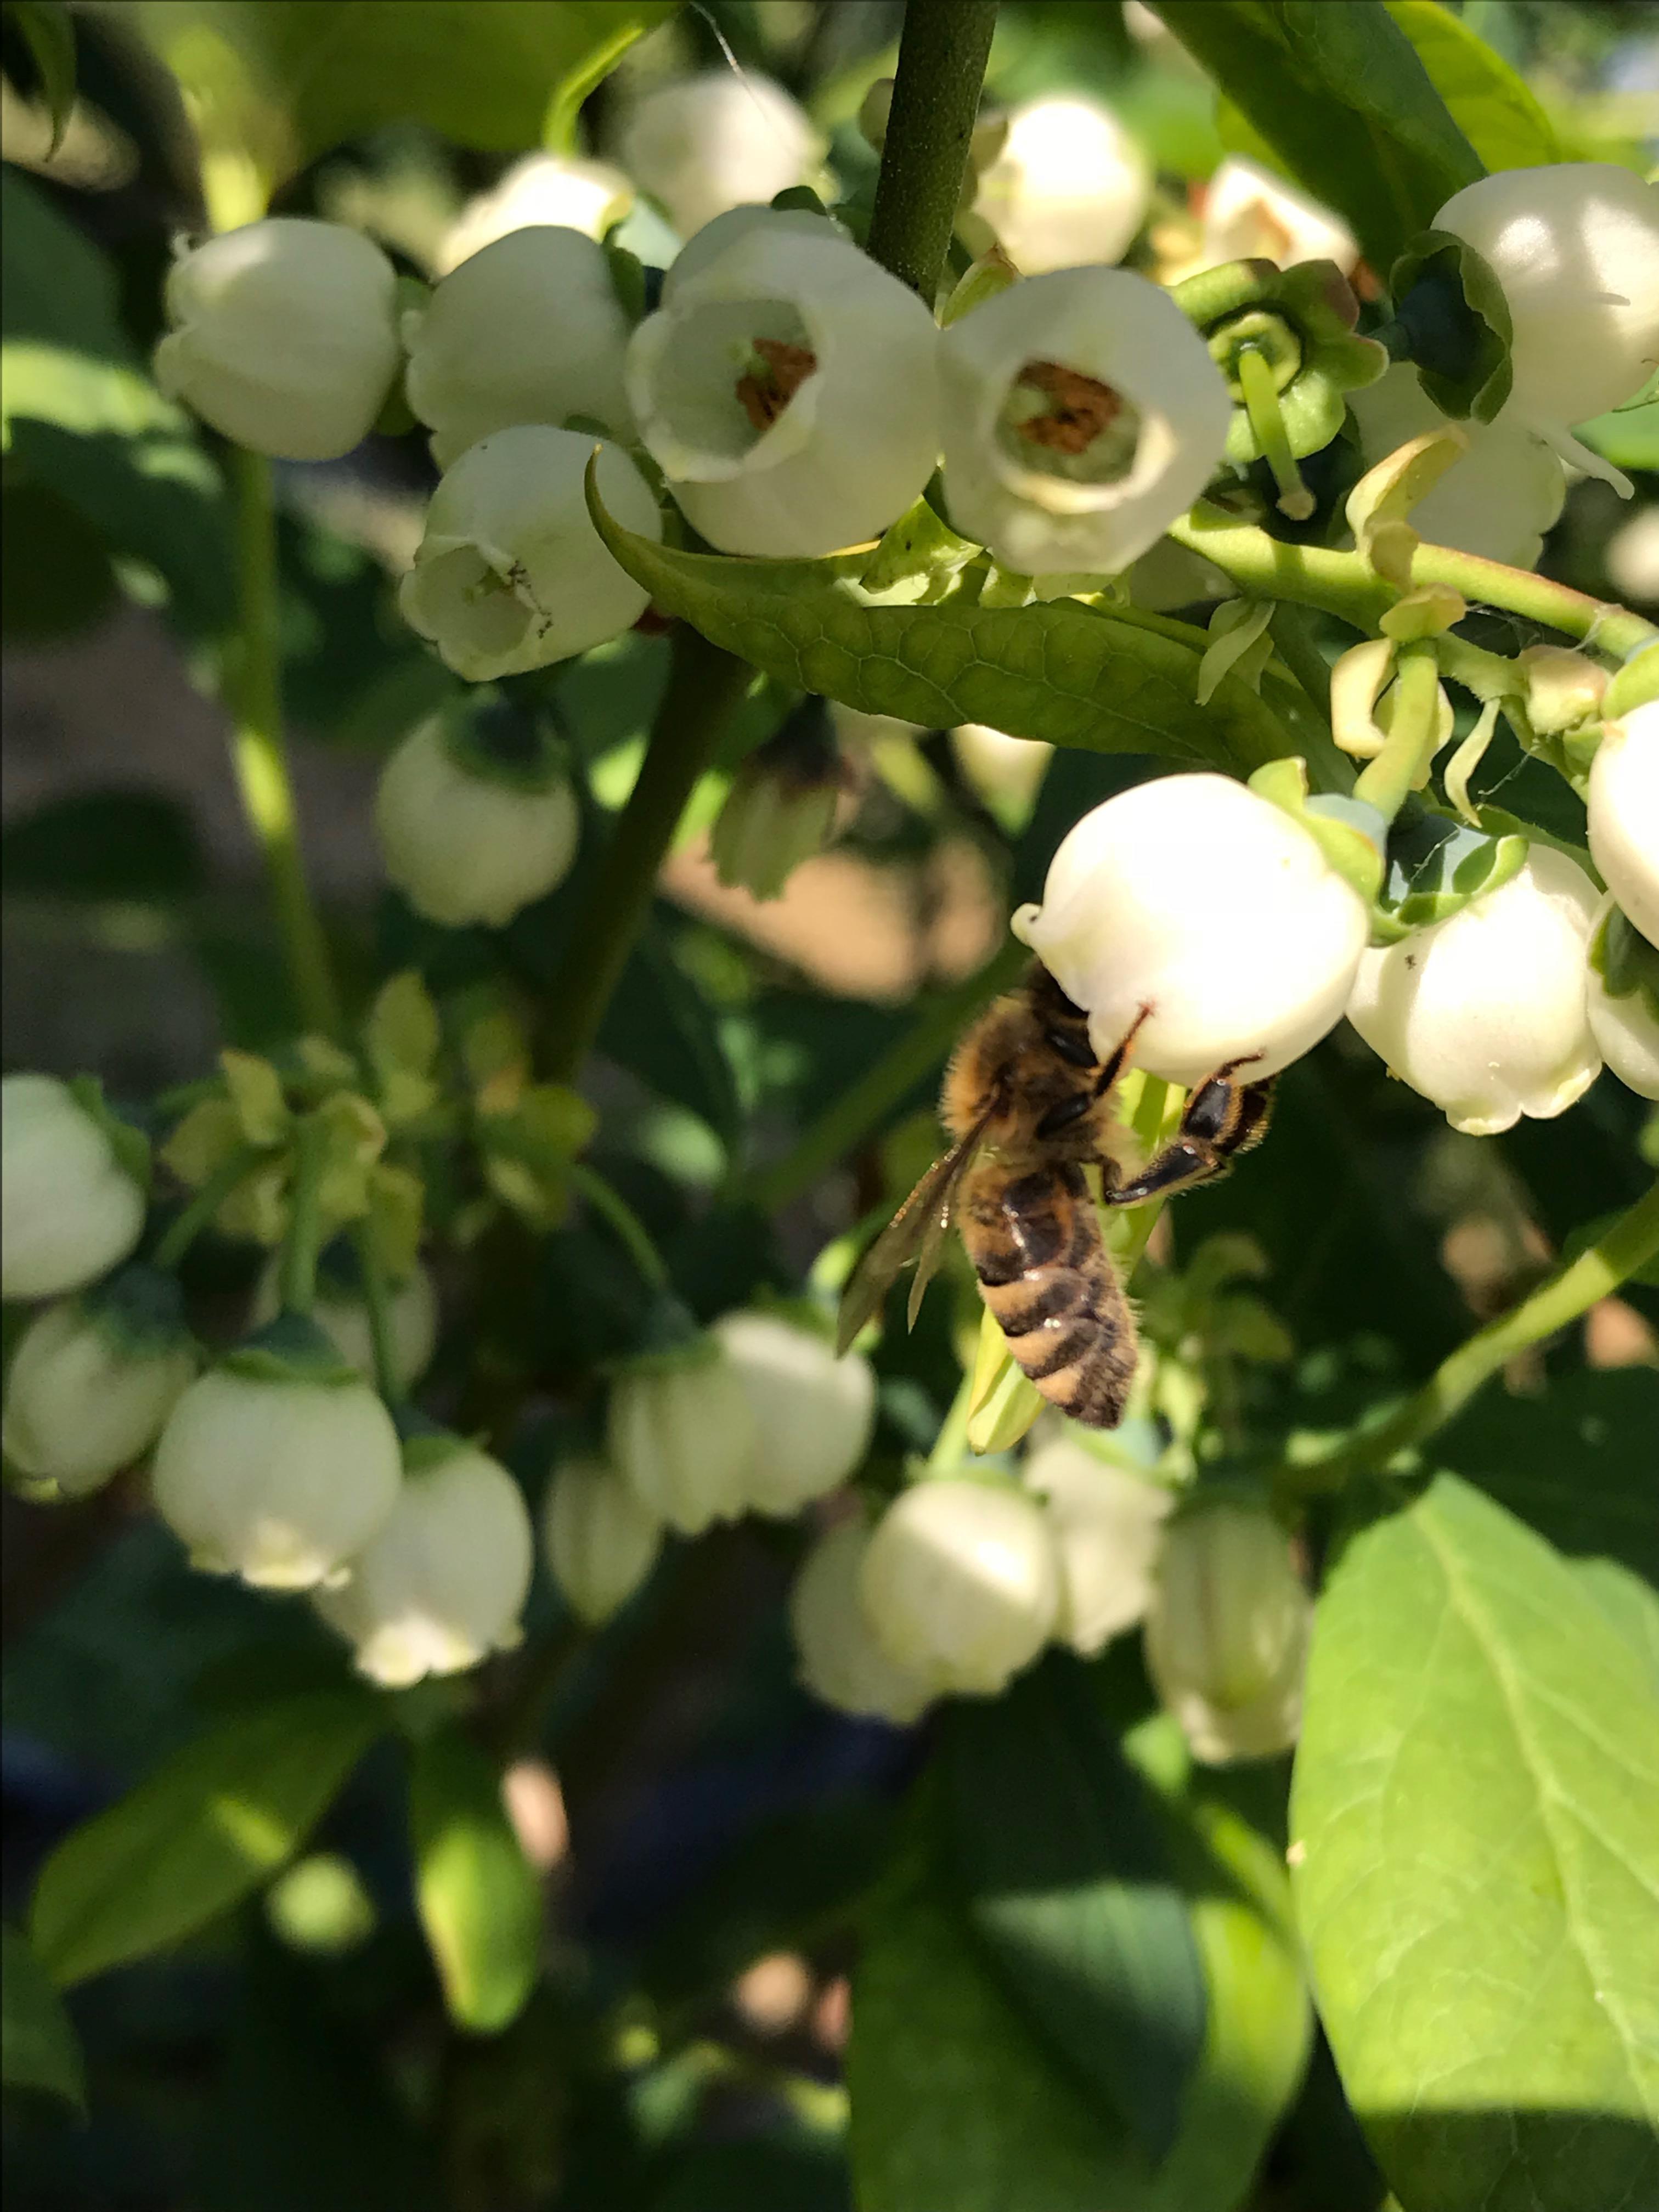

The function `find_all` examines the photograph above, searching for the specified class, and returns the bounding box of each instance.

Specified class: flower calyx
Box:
[1383,230,1514,423]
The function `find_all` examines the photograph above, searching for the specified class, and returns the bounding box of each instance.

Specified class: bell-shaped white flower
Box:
[152,1325,402,1590]
[860,1478,1060,1697]
[1434,165,1659,454]
[618,72,817,242]
[437,154,634,273]
[404,227,634,471]
[1348,364,1565,568]
[251,1250,437,1389]
[713,1311,876,1517]
[1587,896,1659,1101]
[972,97,1151,274]
[625,216,940,557]
[2,1073,146,1301]
[1013,772,1371,1086]
[939,267,1233,578]
[3,1271,194,1499]
[154,218,399,461]
[399,426,660,681]
[375,702,580,927]
[1024,1435,1171,1656]
[1587,704,1659,950]
[315,1432,532,1686]
[1195,156,1358,276]
[1347,846,1603,1135]
[607,1343,757,1536]
[541,1453,663,1625]
[789,1518,935,1724]
[1144,1502,1310,1763]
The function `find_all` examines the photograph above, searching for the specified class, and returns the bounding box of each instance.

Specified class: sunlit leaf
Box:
[1383,0,1560,171]
[409,1728,541,2035]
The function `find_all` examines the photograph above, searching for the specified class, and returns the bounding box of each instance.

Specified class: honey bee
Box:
[836,964,1275,1427]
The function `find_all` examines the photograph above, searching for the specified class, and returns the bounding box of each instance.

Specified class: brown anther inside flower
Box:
[1013,360,1125,454]
[736,338,819,432]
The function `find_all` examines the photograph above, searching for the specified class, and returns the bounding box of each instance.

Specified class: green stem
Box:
[277,1114,328,1314]
[926,1369,977,1474]
[1436,633,1526,704]
[225,449,343,1040]
[153,1142,268,1268]
[865,0,999,300]
[349,1221,403,1406]
[1235,349,1314,521]
[741,935,1029,1211]
[1354,641,1442,820]
[567,1160,670,1292]
[540,625,749,1085]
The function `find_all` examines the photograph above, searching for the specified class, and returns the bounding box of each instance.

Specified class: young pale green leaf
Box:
[409,1728,541,2036]
[1383,0,1561,171]
[584,475,1295,778]
[30,1691,383,1988]
[1291,1475,1659,2212]
[944,1654,1206,2163]
[1575,1560,1659,1695]
[2,1924,86,2111]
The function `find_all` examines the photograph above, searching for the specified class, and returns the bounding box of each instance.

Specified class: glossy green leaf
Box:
[944,1655,1206,2162]
[1291,1476,1659,2212]
[2,1924,86,2110]
[409,1728,541,2035]
[4,0,77,152]
[1575,1561,1659,1695]
[1384,0,1561,171]
[30,1691,383,1988]
[1576,398,1659,474]
[585,482,1296,777]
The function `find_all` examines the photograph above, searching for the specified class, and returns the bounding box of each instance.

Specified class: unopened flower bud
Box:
[1587,704,1659,950]
[1347,846,1602,1135]
[709,697,847,900]
[399,425,660,681]
[541,1453,662,1624]
[713,1310,876,1516]
[152,1319,401,1590]
[1144,1502,1310,1763]
[607,1340,757,1536]
[251,1245,437,1389]
[1195,157,1357,277]
[939,267,1232,578]
[971,97,1151,274]
[2,1073,146,1301]
[313,1431,532,1685]
[376,694,579,927]
[618,72,817,241]
[1024,1436,1171,1656]
[404,227,634,470]
[859,1478,1060,1698]
[627,215,940,557]
[1013,773,1370,1086]
[3,1268,194,1498]
[437,153,633,273]
[1586,897,1659,1101]
[790,1519,934,1724]
[154,218,399,461]
[1518,647,1606,739]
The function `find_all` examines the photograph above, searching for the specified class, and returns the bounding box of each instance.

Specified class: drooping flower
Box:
[607,1341,757,1536]
[1144,1502,1310,1763]
[1024,1435,1171,1656]
[1587,703,1659,950]
[790,1517,935,1724]
[971,97,1151,274]
[437,154,634,272]
[1348,363,1566,568]
[541,1452,663,1626]
[3,1267,194,1499]
[617,73,817,242]
[713,1310,876,1516]
[2,1073,146,1302]
[859,1478,1060,1698]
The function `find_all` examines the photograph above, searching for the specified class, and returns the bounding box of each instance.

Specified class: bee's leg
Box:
[1091,1003,1154,1095]
[1103,1057,1275,1206]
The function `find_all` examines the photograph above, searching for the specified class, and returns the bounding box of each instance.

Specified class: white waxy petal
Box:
[542,1455,663,1626]
[1144,1504,1310,1764]
[3,1298,194,1497]
[607,1351,758,1536]
[790,1519,935,1724]
[1587,704,1659,950]
[972,97,1151,274]
[1024,1437,1171,1656]
[859,1479,1060,1698]
[1348,364,1566,568]
[375,714,580,927]
[714,1312,876,1516]
[1,1074,146,1302]
[618,73,817,242]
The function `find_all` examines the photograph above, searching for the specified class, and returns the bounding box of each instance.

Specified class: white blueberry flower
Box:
[251,1250,438,1389]
[1023,1435,1171,1656]
[971,97,1151,274]
[713,1311,876,1516]
[404,226,634,470]
[859,1478,1060,1698]
[951,722,1053,822]
[1013,772,1371,1087]
[938,267,1233,578]
[375,698,580,927]
[618,72,817,242]
[1586,896,1659,1101]
[2,1074,146,1302]
[541,1452,662,1626]
[1348,363,1565,568]
[154,217,399,460]
[437,154,634,273]
[1144,1502,1310,1763]
[1587,703,1659,950]
[1346,846,1603,1136]
[152,1326,402,1590]
[1434,165,1659,467]
[789,1517,934,1724]
[314,1433,533,1686]
[1195,156,1358,276]
[3,1270,194,1499]
[607,1342,757,1536]
[625,215,940,557]
[399,426,659,681]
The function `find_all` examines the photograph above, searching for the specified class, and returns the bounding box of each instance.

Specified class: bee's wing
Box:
[836,1122,989,1355]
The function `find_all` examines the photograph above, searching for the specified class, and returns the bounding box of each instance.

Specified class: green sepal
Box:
[221,1313,360,1388]
[609,1292,709,1374]
[940,246,1018,328]
[1590,902,1659,1024]
[1603,640,1659,721]
[1368,804,1528,944]
[400,1427,474,1476]
[439,689,567,793]
[769,184,833,221]
[67,1075,151,1198]
[1385,230,1513,424]
[1176,259,1387,466]
[1246,757,1385,904]
[80,1263,192,1360]
[860,498,981,606]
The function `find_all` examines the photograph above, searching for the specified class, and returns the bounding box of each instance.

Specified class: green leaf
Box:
[1383,0,1561,171]
[584,475,1296,777]
[409,1728,541,2035]
[4,0,77,153]
[1576,399,1659,475]
[1575,1560,1659,1696]
[944,1655,1206,2162]
[1152,0,1483,274]
[30,1691,383,1987]
[1291,1476,1659,2212]
[2,1923,86,2111]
